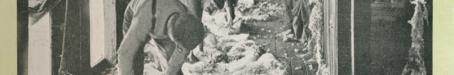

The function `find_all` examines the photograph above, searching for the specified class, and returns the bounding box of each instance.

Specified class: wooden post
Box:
[17,0,28,75]
[103,0,118,65]
[58,0,92,74]
[89,0,117,67]
[337,0,353,75]
[49,0,67,75]
[325,0,338,74]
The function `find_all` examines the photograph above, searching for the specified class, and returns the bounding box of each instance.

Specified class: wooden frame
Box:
[89,0,118,67]
[324,0,338,75]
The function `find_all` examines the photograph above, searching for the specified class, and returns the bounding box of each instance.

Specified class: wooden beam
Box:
[89,0,118,67]
[337,0,353,75]
[324,0,338,75]
[17,0,28,75]
[103,0,118,65]
[58,0,92,74]
[49,1,67,75]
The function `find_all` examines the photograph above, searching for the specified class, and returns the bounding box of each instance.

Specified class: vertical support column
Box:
[58,0,92,74]
[50,1,66,75]
[325,0,338,75]
[337,0,352,75]
[89,0,106,67]
[17,0,28,75]
[89,0,117,67]
[353,0,372,74]
[28,10,52,75]
[104,0,118,65]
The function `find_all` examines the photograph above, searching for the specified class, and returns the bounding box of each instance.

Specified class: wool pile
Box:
[401,0,428,75]
[181,0,288,75]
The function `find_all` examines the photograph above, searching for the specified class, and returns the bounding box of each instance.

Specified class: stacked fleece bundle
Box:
[182,34,287,75]
[181,0,287,75]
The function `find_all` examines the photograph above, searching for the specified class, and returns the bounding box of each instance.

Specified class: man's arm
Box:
[117,0,156,75]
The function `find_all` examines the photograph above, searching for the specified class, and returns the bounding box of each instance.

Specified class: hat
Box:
[167,12,206,50]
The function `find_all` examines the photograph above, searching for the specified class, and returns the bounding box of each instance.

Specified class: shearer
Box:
[117,0,205,75]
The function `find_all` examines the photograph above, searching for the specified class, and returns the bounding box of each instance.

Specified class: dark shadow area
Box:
[337,0,352,75]
[354,0,431,75]
[17,0,28,75]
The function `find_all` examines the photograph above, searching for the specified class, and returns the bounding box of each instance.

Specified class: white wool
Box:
[182,0,288,75]
[201,8,232,36]
[401,0,428,75]
[182,34,287,75]
[235,0,285,21]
